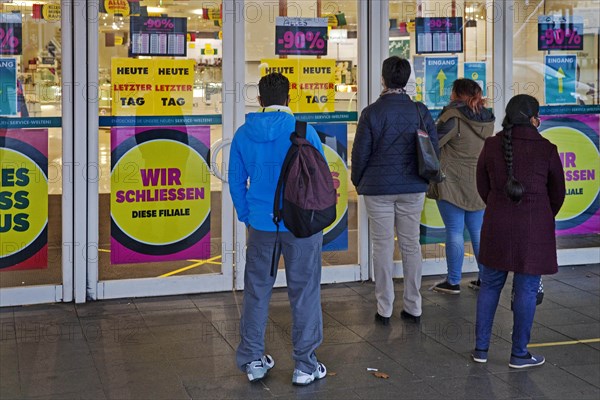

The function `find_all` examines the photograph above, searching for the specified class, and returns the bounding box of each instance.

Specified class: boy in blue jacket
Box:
[228,73,327,386]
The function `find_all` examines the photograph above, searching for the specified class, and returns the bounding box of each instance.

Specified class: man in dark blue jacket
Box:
[351,56,438,326]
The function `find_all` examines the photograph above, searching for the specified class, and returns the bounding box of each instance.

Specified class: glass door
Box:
[237,0,369,287]
[88,0,234,299]
[0,1,72,305]
[512,0,600,264]
[388,0,498,276]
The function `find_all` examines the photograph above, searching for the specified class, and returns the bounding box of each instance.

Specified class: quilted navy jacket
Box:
[351,93,438,195]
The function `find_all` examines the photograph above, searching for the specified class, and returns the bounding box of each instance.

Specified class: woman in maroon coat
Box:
[471,95,565,368]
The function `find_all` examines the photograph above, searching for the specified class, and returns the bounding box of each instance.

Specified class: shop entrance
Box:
[87,0,235,300]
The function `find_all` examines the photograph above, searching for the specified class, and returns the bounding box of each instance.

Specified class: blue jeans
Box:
[475,265,541,356]
[436,200,484,285]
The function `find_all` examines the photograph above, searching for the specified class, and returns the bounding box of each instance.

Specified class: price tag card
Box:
[275,17,328,56]
[538,16,584,51]
[415,17,463,54]
[129,16,187,57]
[0,13,22,55]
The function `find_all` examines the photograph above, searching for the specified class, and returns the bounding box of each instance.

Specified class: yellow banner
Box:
[105,0,130,16]
[111,58,195,116]
[260,58,335,113]
[42,4,61,21]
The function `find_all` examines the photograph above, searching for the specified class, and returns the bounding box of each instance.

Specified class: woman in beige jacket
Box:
[431,79,495,294]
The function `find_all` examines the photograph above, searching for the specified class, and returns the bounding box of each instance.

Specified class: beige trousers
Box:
[364,193,425,318]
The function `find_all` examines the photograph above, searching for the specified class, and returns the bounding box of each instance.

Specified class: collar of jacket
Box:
[379,92,412,101]
[259,105,293,115]
[505,125,542,140]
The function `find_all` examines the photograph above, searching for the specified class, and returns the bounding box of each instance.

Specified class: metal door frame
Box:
[0,0,75,306]
[79,0,236,302]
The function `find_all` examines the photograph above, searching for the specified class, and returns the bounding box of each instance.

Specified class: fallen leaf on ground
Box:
[327,372,337,376]
[372,372,390,379]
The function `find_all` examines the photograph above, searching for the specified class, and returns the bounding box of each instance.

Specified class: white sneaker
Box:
[292,362,327,386]
[245,355,275,382]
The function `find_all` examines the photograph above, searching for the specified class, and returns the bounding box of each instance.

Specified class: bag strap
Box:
[415,102,426,133]
[295,119,307,139]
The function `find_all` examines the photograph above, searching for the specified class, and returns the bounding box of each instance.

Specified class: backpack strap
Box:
[295,119,307,139]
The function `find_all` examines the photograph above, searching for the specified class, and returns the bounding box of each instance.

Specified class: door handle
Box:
[210,138,232,182]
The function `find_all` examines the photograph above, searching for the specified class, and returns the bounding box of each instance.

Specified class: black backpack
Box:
[270,121,336,274]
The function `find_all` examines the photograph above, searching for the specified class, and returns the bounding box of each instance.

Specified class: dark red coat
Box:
[476,125,566,275]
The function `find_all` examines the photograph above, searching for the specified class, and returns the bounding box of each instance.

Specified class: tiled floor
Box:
[1,264,599,399]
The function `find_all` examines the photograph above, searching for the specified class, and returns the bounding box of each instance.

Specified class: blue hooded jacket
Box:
[228,109,325,232]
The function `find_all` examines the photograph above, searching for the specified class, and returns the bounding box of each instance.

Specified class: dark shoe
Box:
[375,312,390,326]
[432,280,461,294]
[400,310,420,323]
[509,353,545,369]
[468,279,481,290]
[471,349,488,363]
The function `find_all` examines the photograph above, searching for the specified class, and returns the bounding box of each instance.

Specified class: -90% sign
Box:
[279,30,325,50]
[0,27,19,53]
[275,26,328,56]
[540,28,582,47]
[143,18,175,29]
[429,19,452,29]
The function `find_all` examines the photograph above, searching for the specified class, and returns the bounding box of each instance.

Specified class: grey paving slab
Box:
[372,338,490,379]
[0,320,16,342]
[96,361,190,400]
[575,305,600,320]
[494,363,600,399]
[548,322,600,340]
[197,304,243,322]
[158,335,235,360]
[75,299,138,317]
[82,320,155,346]
[189,291,244,308]
[274,388,361,399]
[541,343,600,367]
[147,322,212,343]
[183,373,273,399]
[0,346,21,400]
[1,264,599,400]
[528,323,577,344]
[317,342,392,365]
[27,389,108,400]
[11,320,85,343]
[354,382,441,399]
[16,338,95,374]
[170,354,240,382]
[89,341,167,366]
[534,308,598,327]
[139,308,210,327]
[19,367,103,398]
[345,321,428,343]
[134,295,197,311]
[426,373,531,399]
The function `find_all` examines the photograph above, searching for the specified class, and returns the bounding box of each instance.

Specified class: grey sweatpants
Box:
[236,227,323,374]
[364,193,425,318]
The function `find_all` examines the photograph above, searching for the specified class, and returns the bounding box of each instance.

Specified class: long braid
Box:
[502,128,524,202]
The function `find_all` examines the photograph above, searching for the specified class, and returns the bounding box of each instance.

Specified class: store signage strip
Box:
[99,115,222,127]
[541,105,600,116]
[0,117,62,129]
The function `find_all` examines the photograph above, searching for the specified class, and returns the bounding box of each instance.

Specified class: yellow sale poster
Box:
[260,58,335,113]
[111,58,194,116]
